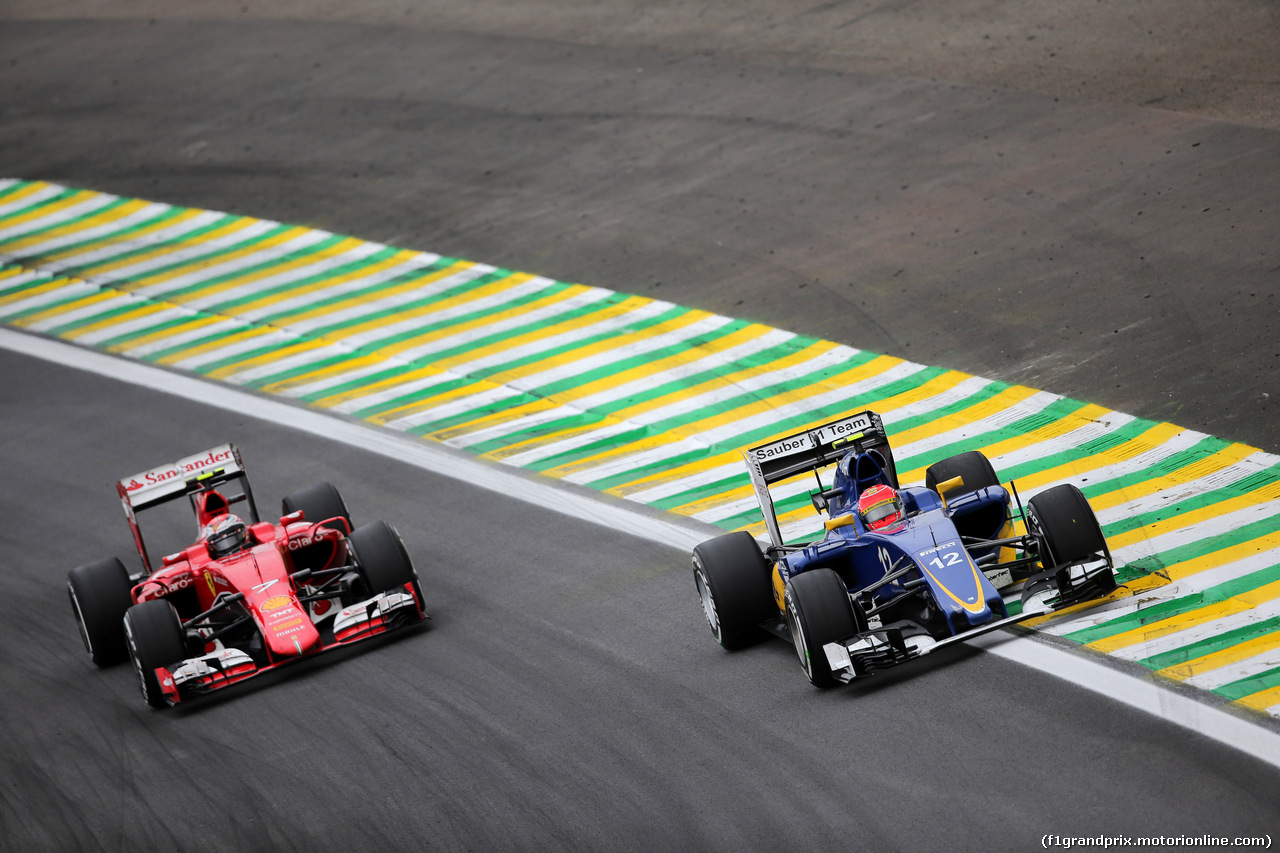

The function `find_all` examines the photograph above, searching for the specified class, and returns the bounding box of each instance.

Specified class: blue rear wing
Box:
[743,411,899,548]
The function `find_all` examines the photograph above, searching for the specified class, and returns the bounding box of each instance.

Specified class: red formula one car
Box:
[67,444,428,707]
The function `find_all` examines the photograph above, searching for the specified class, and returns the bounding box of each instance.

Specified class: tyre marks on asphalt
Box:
[4,178,1280,718]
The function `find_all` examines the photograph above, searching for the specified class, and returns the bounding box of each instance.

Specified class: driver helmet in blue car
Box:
[857,484,903,531]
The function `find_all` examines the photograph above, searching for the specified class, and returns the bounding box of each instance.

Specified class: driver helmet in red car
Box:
[207,514,249,557]
[857,484,904,531]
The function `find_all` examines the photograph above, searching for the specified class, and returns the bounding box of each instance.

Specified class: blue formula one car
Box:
[692,410,1118,687]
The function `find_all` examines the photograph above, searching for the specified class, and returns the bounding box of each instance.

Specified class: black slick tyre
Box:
[783,569,859,688]
[282,482,352,531]
[924,450,1001,499]
[1027,483,1110,568]
[67,557,135,667]
[348,521,423,607]
[692,531,774,650]
[123,600,187,708]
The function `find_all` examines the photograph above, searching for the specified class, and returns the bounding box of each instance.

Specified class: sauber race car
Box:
[67,444,428,707]
[692,411,1117,687]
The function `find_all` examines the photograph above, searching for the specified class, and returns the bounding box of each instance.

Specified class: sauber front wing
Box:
[820,557,1117,683]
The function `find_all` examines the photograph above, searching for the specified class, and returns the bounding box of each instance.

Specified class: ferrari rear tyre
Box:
[692,531,774,650]
[349,521,422,605]
[123,600,187,708]
[282,482,352,531]
[784,569,858,688]
[924,450,1000,499]
[1027,484,1110,569]
[67,557,135,667]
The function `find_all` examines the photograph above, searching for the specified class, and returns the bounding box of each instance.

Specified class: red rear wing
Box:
[116,444,257,576]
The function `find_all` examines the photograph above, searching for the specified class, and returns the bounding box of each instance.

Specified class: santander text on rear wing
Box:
[116,444,259,575]
[743,411,897,547]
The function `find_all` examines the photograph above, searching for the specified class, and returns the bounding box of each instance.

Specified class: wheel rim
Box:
[67,584,93,657]
[785,596,811,676]
[124,617,150,704]
[695,568,720,637]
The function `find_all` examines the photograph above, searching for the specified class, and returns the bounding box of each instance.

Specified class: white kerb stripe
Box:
[0,193,119,242]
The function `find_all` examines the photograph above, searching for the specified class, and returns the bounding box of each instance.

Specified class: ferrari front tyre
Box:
[924,450,1001,499]
[282,482,352,531]
[123,600,187,709]
[1027,483,1110,569]
[783,569,858,688]
[348,521,423,605]
[691,531,774,650]
[67,557,134,667]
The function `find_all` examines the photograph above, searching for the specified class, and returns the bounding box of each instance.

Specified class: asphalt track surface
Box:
[3,344,1279,852]
[3,4,1280,851]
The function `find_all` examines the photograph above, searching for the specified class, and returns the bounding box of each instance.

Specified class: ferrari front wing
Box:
[157,586,423,705]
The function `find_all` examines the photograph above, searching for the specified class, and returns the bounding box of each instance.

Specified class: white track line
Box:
[3,325,1279,770]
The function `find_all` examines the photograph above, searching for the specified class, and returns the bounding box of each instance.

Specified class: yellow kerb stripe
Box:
[1086,577,1280,654]
[12,290,123,328]
[0,188,105,231]
[1023,527,1280,629]
[118,225,313,292]
[229,250,447,319]
[1106,471,1280,551]
[76,216,268,279]
[41,208,209,264]
[161,236,367,307]
[435,322,775,444]
[1233,684,1280,713]
[540,353,905,479]
[1158,629,1280,682]
[66,302,185,340]
[355,294,659,423]
[0,198,155,254]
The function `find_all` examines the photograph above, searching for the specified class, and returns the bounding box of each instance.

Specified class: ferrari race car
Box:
[67,444,428,707]
[692,410,1117,687]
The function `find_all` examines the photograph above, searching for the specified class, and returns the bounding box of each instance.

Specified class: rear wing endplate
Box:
[743,411,897,547]
[116,444,259,575]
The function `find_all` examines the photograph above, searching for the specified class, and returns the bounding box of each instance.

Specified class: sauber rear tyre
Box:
[282,482,352,531]
[68,557,135,667]
[784,569,859,688]
[348,521,424,609]
[123,600,187,709]
[1027,483,1111,569]
[924,450,1001,499]
[691,531,774,650]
